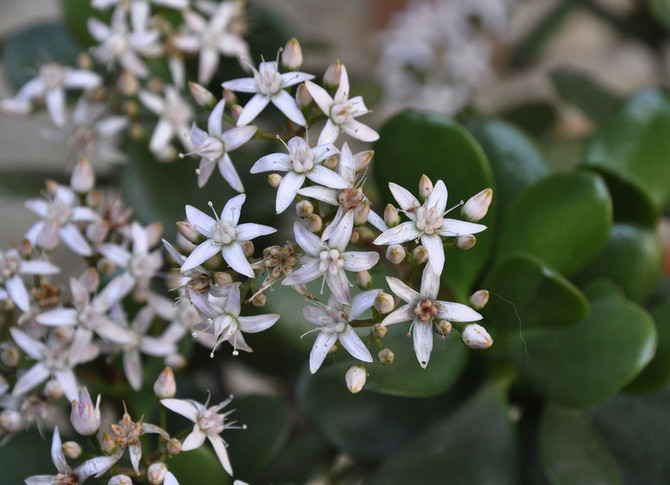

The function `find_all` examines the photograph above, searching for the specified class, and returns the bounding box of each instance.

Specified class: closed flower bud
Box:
[154,367,176,399]
[251,293,267,307]
[70,387,101,436]
[323,60,342,89]
[268,173,282,188]
[167,438,182,455]
[44,379,64,400]
[386,244,406,264]
[462,188,492,222]
[354,200,370,225]
[470,290,489,310]
[384,204,400,227]
[222,88,237,106]
[378,348,394,365]
[345,365,367,393]
[323,154,338,170]
[19,238,33,257]
[129,122,143,139]
[295,83,312,108]
[461,324,493,349]
[354,150,374,172]
[436,320,452,336]
[419,174,433,200]
[117,70,139,95]
[455,235,476,250]
[355,270,373,289]
[188,82,216,108]
[282,38,303,70]
[412,245,429,264]
[372,323,388,338]
[295,200,313,218]
[100,432,116,454]
[307,214,322,233]
[374,293,395,314]
[214,272,233,286]
[62,441,82,459]
[241,240,254,257]
[1,344,19,367]
[77,52,93,70]
[0,409,21,432]
[349,230,360,243]
[231,104,244,124]
[108,474,133,485]
[71,158,95,193]
[98,258,116,276]
[148,463,168,485]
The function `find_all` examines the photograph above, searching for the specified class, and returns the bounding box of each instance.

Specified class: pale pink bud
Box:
[177,221,199,243]
[167,438,182,455]
[455,235,477,250]
[117,70,139,95]
[214,272,233,286]
[462,188,493,222]
[70,387,101,436]
[188,82,216,108]
[345,365,367,393]
[378,348,394,365]
[374,293,394,314]
[148,462,168,485]
[412,245,429,264]
[354,150,374,172]
[355,270,372,289]
[0,409,21,432]
[37,219,60,251]
[307,214,322,233]
[154,367,176,399]
[98,258,116,276]
[384,204,400,227]
[323,60,342,89]
[251,293,267,307]
[296,200,313,218]
[18,238,33,257]
[461,324,493,349]
[62,441,82,459]
[354,200,370,225]
[222,88,237,106]
[71,158,95,193]
[436,320,452,336]
[419,174,433,200]
[282,38,303,70]
[268,173,282,188]
[231,104,244,124]
[372,323,388,338]
[349,230,360,244]
[44,379,64,400]
[108,474,133,485]
[470,290,489,310]
[1,344,19,367]
[241,240,254,257]
[100,432,116,454]
[295,84,312,109]
[323,154,338,170]
[386,244,406,264]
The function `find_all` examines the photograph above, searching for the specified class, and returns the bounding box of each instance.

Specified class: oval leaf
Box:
[169,444,233,485]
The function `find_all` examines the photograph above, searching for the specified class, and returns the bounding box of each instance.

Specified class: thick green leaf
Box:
[483,253,589,335]
[550,69,623,124]
[467,118,550,215]
[170,444,232,485]
[0,170,69,197]
[649,0,670,31]
[0,431,54,484]
[507,295,656,407]
[255,432,332,484]
[499,101,558,137]
[225,395,291,481]
[496,171,612,277]
[298,368,453,460]
[573,223,664,303]
[367,382,519,485]
[590,388,670,484]
[373,110,495,300]
[2,22,83,89]
[584,89,670,208]
[539,403,623,485]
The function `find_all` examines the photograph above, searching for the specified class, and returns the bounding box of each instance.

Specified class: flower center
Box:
[256,63,282,96]
[39,63,65,91]
[108,31,130,56]
[202,28,220,49]
[414,206,443,234]
[289,145,314,173]
[196,135,224,161]
[338,187,364,211]
[319,249,344,275]
[330,101,355,125]
[198,407,226,434]
[54,473,79,485]
[414,299,439,323]
[212,220,236,246]
[129,252,162,280]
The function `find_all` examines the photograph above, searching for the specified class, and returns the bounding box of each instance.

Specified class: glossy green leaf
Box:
[539,403,623,485]
[0,431,54,484]
[255,433,332,484]
[590,388,670,484]
[170,444,232,485]
[467,118,550,215]
[2,22,83,89]
[373,110,495,300]
[550,69,623,124]
[225,395,291,481]
[507,295,656,407]
[649,0,670,31]
[298,368,453,460]
[573,223,664,303]
[496,171,612,277]
[367,382,519,485]
[483,253,589,335]
[499,100,558,137]
[584,89,670,208]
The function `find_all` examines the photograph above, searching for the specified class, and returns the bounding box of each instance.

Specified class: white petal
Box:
[55,367,81,402]
[275,171,305,213]
[236,94,269,126]
[236,222,276,241]
[421,233,445,276]
[304,80,333,113]
[313,142,339,163]
[63,69,102,89]
[221,242,253,277]
[373,221,420,246]
[6,274,30,312]
[198,159,216,187]
[296,185,339,205]
[436,219,487,237]
[221,125,257,151]
[413,320,433,368]
[342,250,379,272]
[237,314,279,333]
[209,435,233,475]
[338,142,356,184]
[367,208,388,232]
[36,308,78,327]
[427,180,448,214]
[10,327,44,358]
[181,240,220,272]
[351,289,382,320]
[123,349,142,390]
[87,18,110,42]
[386,276,419,304]
[218,154,244,192]
[19,259,59,275]
[208,100,225,136]
[51,427,69,473]
[306,165,348,190]
[161,399,199,422]
[198,47,220,85]
[334,64,350,103]
[282,258,321,286]
[325,269,351,304]
[380,304,413,326]
[327,209,354,252]
[186,205,216,237]
[149,119,175,152]
[271,89,306,126]
[12,363,49,396]
[223,283,241,317]
[310,332,338,373]
[339,326,373,362]
[250,153,290,173]
[45,89,67,127]
[130,0,150,31]
[98,243,131,267]
[293,222,326,256]
[317,119,340,145]
[221,77,257,93]
[420,263,441,300]
[389,182,420,213]
[182,427,207,451]
[221,193,246,225]
[138,90,164,114]
[75,454,119,481]
[280,71,314,88]
[60,224,92,256]
[436,301,483,322]
[342,119,379,142]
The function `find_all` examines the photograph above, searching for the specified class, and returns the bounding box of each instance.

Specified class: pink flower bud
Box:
[295,83,312,108]
[419,174,433,200]
[167,438,182,455]
[62,441,82,459]
[372,323,388,338]
[355,270,373,289]
[223,88,237,106]
[354,150,374,172]
[70,387,101,436]
[154,367,176,399]
[307,214,322,233]
[108,474,133,485]
[436,320,452,336]
[241,240,254,257]
[188,82,216,108]
[100,432,116,454]
[251,293,267,307]
[268,173,282,188]
[412,245,429,264]
[354,200,370,225]
[177,221,200,244]
[386,244,406,264]
[148,463,168,485]
[282,38,303,70]
[455,235,476,250]
[470,290,489,310]
[462,188,493,222]
[374,293,394,314]
[37,219,60,251]
[345,365,367,393]
[323,60,342,89]
[0,409,21,432]
[71,158,95,193]
[461,324,493,349]
[384,204,400,227]
[378,348,394,365]
[44,379,64,400]
[231,104,244,124]
[296,200,313,218]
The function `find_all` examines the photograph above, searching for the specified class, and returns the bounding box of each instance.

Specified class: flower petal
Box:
[181,240,220,272]
[389,182,420,213]
[60,224,92,256]
[325,269,351,304]
[293,222,326,256]
[342,250,379,272]
[35,308,78,327]
[209,435,233,475]
[237,93,269,126]
[236,222,276,241]
[208,99,225,136]
[341,119,379,142]
[386,276,419,304]
[221,242,253,277]
[217,154,244,193]
[306,165,348,190]
[373,221,420,246]
[250,153,290,173]
[6,274,30,312]
[421,233,445,275]
[309,332,338,373]
[436,219,487,237]
[427,179,448,214]
[339,326,373,362]
[221,193,246,225]
[436,301,483,322]
[350,289,382,320]
[237,314,279,333]
[327,209,354,252]
[221,76,257,93]
[271,89,306,126]
[12,362,49,397]
[221,125,257,151]
[275,171,305,213]
[282,258,321,286]
[413,320,433,369]
[420,262,441,300]
[161,398,199,422]
[380,304,413,326]
[317,119,340,145]
[297,185,339,205]
[186,205,216,237]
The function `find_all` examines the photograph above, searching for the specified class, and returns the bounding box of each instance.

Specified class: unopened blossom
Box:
[171,0,250,85]
[24,184,99,256]
[222,57,314,126]
[298,142,387,239]
[382,264,483,368]
[1,63,101,127]
[10,327,99,401]
[373,180,486,274]
[154,367,177,399]
[190,282,279,355]
[345,364,367,393]
[92,0,189,32]
[461,323,493,349]
[282,211,379,304]
[0,249,58,313]
[24,427,118,485]
[180,195,276,278]
[250,136,344,213]
[88,5,162,77]
[139,86,194,154]
[161,395,239,475]
[248,241,298,301]
[305,64,379,144]
[147,462,180,485]
[70,387,101,436]
[302,290,379,373]
[184,100,256,191]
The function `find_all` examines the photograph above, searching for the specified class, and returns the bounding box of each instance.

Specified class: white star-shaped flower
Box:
[382,264,483,368]
[282,211,379,304]
[222,58,314,126]
[373,180,486,274]
[0,249,59,313]
[139,85,194,155]
[250,136,344,213]
[305,64,379,145]
[181,195,276,277]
